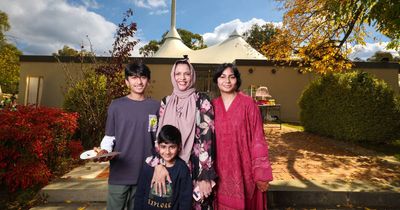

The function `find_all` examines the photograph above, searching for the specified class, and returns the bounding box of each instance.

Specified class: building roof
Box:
[153,27,193,58]
[189,30,266,63]
[153,29,267,63]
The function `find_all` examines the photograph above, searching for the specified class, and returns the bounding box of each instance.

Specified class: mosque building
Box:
[18,0,399,122]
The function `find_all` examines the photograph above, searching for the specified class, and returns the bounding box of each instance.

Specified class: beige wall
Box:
[20,62,70,107]
[146,64,173,100]
[18,62,175,107]
[238,65,316,122]
[19,61,399,122]
[19,62,102,107]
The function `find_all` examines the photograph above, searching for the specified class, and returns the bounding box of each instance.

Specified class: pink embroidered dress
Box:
[212,92,273,210]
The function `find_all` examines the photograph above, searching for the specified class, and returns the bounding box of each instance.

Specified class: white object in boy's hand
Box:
[80,149,120,160]
[193,181,216,201]
[80,150,97,159]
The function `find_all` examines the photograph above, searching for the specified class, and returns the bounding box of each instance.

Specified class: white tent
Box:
[187,30,266,63]
[152,0,266,63]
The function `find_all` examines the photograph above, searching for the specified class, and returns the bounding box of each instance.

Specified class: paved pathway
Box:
[266,126,400,209]
[268,126,400,191]
[31,125,400,209]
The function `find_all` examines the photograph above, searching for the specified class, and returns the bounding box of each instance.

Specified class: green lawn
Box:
[282,122,304,131]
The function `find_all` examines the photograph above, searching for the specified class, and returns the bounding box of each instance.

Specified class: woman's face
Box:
[217,67,237,94]
[174,63,192,91]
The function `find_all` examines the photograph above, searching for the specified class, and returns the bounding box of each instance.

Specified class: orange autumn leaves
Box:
[262,0,398,74]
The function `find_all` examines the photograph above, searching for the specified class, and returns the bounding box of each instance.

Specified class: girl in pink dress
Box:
[212,63,273,210]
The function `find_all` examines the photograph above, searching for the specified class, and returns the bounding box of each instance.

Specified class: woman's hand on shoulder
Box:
[151,164,171,196]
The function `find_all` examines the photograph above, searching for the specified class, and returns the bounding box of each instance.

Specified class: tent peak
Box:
[229,29,241,38]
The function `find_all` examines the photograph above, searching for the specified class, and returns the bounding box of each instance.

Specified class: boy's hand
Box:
[93,147,113,162]
[256,181,269,192]
[151,164,171,196]
[197,180,212,199]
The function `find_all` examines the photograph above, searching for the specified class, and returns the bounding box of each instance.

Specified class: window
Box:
[25,76,43,106]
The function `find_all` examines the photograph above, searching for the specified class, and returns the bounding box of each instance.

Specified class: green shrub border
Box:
[299,71,400,143]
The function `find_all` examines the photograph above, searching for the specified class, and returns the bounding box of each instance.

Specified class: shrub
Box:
[299,71,400,143]
[0,93,17,111]
[0,106,81,192]
[62,9,136,149]
[395,95,400,139]
[63,72,109,148]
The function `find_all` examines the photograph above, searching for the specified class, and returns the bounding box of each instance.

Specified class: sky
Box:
[0,0,398,60]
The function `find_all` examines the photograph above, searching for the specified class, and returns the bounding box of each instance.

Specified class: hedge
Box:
[299,71,400,143]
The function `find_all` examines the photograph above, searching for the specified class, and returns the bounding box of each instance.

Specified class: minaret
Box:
[165,0,181,39]
[153,0,192,57]
[171,0,176,29]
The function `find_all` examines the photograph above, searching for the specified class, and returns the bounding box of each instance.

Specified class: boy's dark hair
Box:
[157,125,182,147]
[213,63,241,91]
[125,63,151,80]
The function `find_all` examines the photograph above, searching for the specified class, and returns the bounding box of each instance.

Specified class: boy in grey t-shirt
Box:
[95,63,160,210]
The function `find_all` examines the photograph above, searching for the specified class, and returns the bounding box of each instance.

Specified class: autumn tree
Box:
[0,11,21,94]
[369,0,400,50]
[242,23,277,54]
[139,40,159,57]
[265,0,400,74]
[0,11,9,43]
[139,28,207,56]
[53,45,79,56]
[63,9,138,148]
[53,45,95,57]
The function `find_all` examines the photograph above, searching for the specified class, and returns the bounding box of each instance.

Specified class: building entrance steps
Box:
[38,162,109,203]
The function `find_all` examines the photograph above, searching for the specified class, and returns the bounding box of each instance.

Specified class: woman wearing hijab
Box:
[212,63,273,210]
[148,58,217,210]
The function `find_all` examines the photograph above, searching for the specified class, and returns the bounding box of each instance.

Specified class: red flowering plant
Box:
[0,106,82,192]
